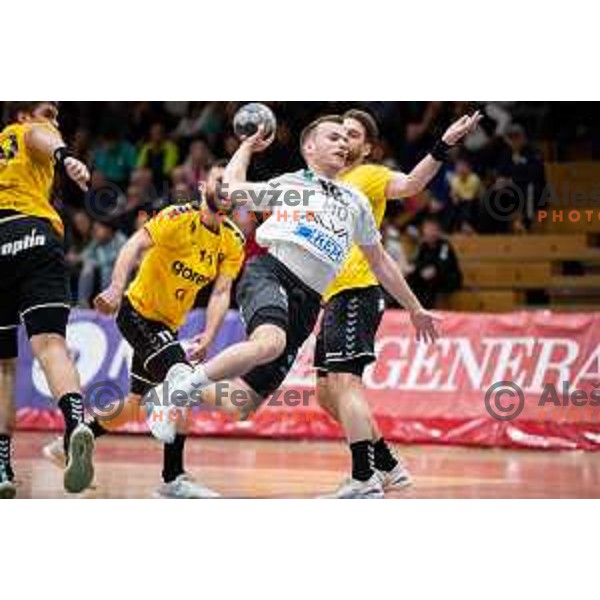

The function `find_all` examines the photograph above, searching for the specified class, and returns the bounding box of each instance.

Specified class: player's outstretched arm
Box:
[187,274,234,362]
[360,241,440,343]
[25,124,90,191]
[222,126,275,211]
[93,228,154,315]
[385,111,482,199]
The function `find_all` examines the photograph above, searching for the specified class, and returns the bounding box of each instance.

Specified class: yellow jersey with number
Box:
[126,204,245,331]
[324,163,394,301]
[0,122,63,236]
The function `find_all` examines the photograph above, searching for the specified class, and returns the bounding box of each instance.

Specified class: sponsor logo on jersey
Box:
[172,260,208,285]
[294,223,344,264]
[0,228,46,256]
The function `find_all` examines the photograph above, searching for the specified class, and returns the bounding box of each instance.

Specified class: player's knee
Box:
[327,371,362,396]
[29,332,68,360]
[0,358,17,371]
[251,325,287,364]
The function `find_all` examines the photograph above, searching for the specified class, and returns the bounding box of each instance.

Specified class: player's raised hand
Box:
[187,332,213,362]
[64,157,90,191]
[410,308,441,344]
[442,110,483,146]
[93,285,122,316]
[241,124,276,154]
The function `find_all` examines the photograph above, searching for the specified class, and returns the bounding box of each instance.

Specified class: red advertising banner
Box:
[185,311,600,450]
[16,310,600,450]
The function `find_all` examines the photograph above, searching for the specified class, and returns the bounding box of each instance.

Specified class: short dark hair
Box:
[2,101,58,125]
[343,109,379,143]
[300,114,344,148]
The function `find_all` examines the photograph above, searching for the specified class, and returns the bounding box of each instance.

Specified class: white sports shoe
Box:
[378,461,413,491]
[0,464,16,499]
[155,474,221,499]
[146,364,194,444]
[320,473,385,499]
[42,436,65,468]
[63,423,95,494]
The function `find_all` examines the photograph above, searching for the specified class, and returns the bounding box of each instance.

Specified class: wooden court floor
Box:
[9,431,600,498]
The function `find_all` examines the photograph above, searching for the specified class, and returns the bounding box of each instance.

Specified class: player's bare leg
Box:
[146,324,286,442]
[318,373,411,496]
[30,333,94,493]
[0,359,17,498]
[316,372,382,498]
[44,391,219,498]
[316,374,339,422]
[43,392,145,467]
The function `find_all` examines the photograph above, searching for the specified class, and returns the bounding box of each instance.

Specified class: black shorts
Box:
[314,285,385,377]
[236,253,321,399]
[0,213,71,359]
[116,297,189,396]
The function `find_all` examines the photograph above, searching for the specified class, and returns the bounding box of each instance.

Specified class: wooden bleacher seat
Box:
[461,262,552,289]
[442,291,522,312]
[451,234,590,261]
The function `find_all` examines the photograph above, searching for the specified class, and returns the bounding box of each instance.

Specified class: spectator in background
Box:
[448,157,482,233]
[78,220,127,307]
[182,139,213,187]
[71,128,92,164]
[408,190,454,235]
[380,219,412,308]
[382,220,411,275]
[169,165,189,188]
[115,183,152,235]
[172,102,211,141]
[92,128,137,189]
[137,122,179,192]
[64,210,92,301]
[406,217,463,309]
[223,133,240,158]
[86,169,125,221]
[498,123,547,231]
[129,167,155,199]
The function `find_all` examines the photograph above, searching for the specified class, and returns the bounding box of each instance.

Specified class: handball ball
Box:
[233,102,277,140]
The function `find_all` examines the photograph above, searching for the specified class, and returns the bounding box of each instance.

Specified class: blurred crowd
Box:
[3,101,597,309]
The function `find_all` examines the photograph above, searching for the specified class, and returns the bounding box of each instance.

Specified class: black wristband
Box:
[430,138,453,162]
[53,146,72,166]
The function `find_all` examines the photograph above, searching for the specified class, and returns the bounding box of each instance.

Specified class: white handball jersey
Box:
[247,169,380,294]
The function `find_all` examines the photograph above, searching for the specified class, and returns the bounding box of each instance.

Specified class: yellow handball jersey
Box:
[126,204,246,331]
[0,122,63,236]
[324,164,394,301]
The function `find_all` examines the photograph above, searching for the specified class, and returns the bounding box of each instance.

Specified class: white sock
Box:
[166,362,193,385]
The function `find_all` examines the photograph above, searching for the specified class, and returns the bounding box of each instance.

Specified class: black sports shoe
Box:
[63,424,95,494]
[0,463,16,499]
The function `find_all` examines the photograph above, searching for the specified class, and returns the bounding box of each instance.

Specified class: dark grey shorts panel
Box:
[314,286,385,376]
[236,254,321,398]
[236,256,289,333]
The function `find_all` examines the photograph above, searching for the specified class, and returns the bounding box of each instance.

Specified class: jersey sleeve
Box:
[144,205,194,250]
[219,226,246,279]
[354,192,382,247]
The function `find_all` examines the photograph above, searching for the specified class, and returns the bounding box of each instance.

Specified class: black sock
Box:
[350,440,374,482]
[58,392,85,454]
[58,392,84,433]
[86,419,108,439]
[0,434,13,480]
[373,437,398,473]
[162,434,186,483]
